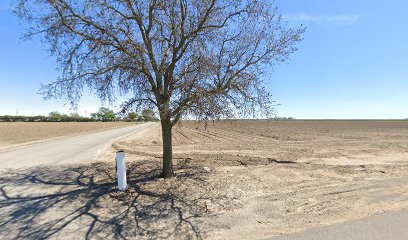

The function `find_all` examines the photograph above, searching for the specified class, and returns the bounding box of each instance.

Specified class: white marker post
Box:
[116,150,127,191]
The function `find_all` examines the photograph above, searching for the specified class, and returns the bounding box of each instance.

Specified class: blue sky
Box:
[0,0,407,119]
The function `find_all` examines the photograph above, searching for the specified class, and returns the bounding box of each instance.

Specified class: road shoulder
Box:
[269,209,408,240]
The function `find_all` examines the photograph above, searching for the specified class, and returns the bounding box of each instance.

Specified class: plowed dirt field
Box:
[0,122,136,151]
[2,120,408,239]
[113,120,408,239]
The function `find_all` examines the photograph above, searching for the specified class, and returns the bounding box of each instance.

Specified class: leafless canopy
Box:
[16,0,304,124]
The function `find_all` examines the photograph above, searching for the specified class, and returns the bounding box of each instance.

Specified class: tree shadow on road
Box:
[0,161,231,240]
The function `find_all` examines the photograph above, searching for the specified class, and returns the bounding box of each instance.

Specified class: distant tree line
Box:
[269,117,295,120]
[0,107,158,122]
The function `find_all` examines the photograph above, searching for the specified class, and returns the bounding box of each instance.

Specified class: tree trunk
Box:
[161,118,174,178]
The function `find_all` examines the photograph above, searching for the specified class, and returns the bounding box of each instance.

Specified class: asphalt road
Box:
[269,209,408,240]
[0,123,154,169]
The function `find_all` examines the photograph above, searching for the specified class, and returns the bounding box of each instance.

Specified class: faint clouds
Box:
[283,13,362,25]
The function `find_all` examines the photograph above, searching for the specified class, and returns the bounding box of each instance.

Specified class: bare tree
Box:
[16,0,304,178]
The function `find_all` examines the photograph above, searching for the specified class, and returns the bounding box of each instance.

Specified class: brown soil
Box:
[0,122,137,150]
[0,161,233,240]
[112,120,408,239]
[116,120,408,166]
[1,120,408,239]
